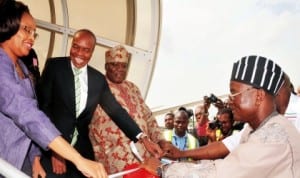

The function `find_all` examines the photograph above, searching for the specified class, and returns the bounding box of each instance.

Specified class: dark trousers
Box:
[40,152,85,178]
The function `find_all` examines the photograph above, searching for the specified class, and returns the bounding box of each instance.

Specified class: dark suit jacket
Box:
[39,57,142,162]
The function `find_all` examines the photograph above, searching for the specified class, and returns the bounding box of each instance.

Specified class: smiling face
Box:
[2,12,36,61]
[218,112,233,135]
[227,81,258,123]
[70,31,96,68]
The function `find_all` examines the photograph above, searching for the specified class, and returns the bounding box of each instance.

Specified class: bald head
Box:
[70,29,96,68]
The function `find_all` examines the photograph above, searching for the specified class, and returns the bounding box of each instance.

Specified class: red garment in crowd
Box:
[197,121,209,136]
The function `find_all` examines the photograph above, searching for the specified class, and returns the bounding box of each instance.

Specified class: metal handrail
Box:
[0,158,30,178]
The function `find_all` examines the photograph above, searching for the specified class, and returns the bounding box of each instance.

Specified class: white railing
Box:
[0,158,30,178]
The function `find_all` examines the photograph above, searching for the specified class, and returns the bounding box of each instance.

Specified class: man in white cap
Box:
[143,55,300,178]
[89,45,167,174]
[162,71,297,161]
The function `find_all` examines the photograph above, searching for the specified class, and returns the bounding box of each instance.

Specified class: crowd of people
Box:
[163,108,199,161]
[145,56,300,178]
[162,99,241,149]
[1,1,300,178]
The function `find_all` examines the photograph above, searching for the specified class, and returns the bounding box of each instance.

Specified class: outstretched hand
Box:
[75,157,107,178]
[159,140,182,159]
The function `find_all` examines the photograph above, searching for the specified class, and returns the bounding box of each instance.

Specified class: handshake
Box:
[126,140,183,177]
[139,140,184,176]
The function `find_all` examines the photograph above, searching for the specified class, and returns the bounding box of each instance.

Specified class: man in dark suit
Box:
[38,29,162,178]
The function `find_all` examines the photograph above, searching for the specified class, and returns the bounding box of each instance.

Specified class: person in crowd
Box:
[285,84,300,132]
[0,1,107,178]
[144,55,300,177]
[215,108,237,141]
[163,107,199,160]
[205,120,219,143]
[38,31,163,178]
[164,111,175,130]
[89,45,167,174]
[206,108,238,143]
[194,104,210,145]
[296,86,300,96]
[20,48,40,89]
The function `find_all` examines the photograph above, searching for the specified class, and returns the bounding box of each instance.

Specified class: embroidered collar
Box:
[250,111,279,134]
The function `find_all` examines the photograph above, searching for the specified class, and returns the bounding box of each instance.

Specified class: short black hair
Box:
[165,111,174,118]
[0,0,30,43]
[178,106,193,118]
[217,108,234,122]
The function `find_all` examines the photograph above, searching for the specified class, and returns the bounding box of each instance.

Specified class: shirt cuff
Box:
[136,132,148,140]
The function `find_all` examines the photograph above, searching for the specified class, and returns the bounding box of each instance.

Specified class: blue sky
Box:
[146,0,300,109]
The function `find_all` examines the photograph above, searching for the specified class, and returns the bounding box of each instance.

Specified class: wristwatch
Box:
[156,165,163,178]
[156,163,168,178]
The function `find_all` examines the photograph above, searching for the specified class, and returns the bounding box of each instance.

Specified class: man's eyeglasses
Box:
[20,25,38,39]
[228,87,253,101]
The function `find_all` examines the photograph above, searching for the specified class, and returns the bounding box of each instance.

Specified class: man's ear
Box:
[104,63,109,70]
[255,88,266,106]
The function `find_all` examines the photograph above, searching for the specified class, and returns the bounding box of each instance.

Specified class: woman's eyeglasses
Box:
[20,25,38,39]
